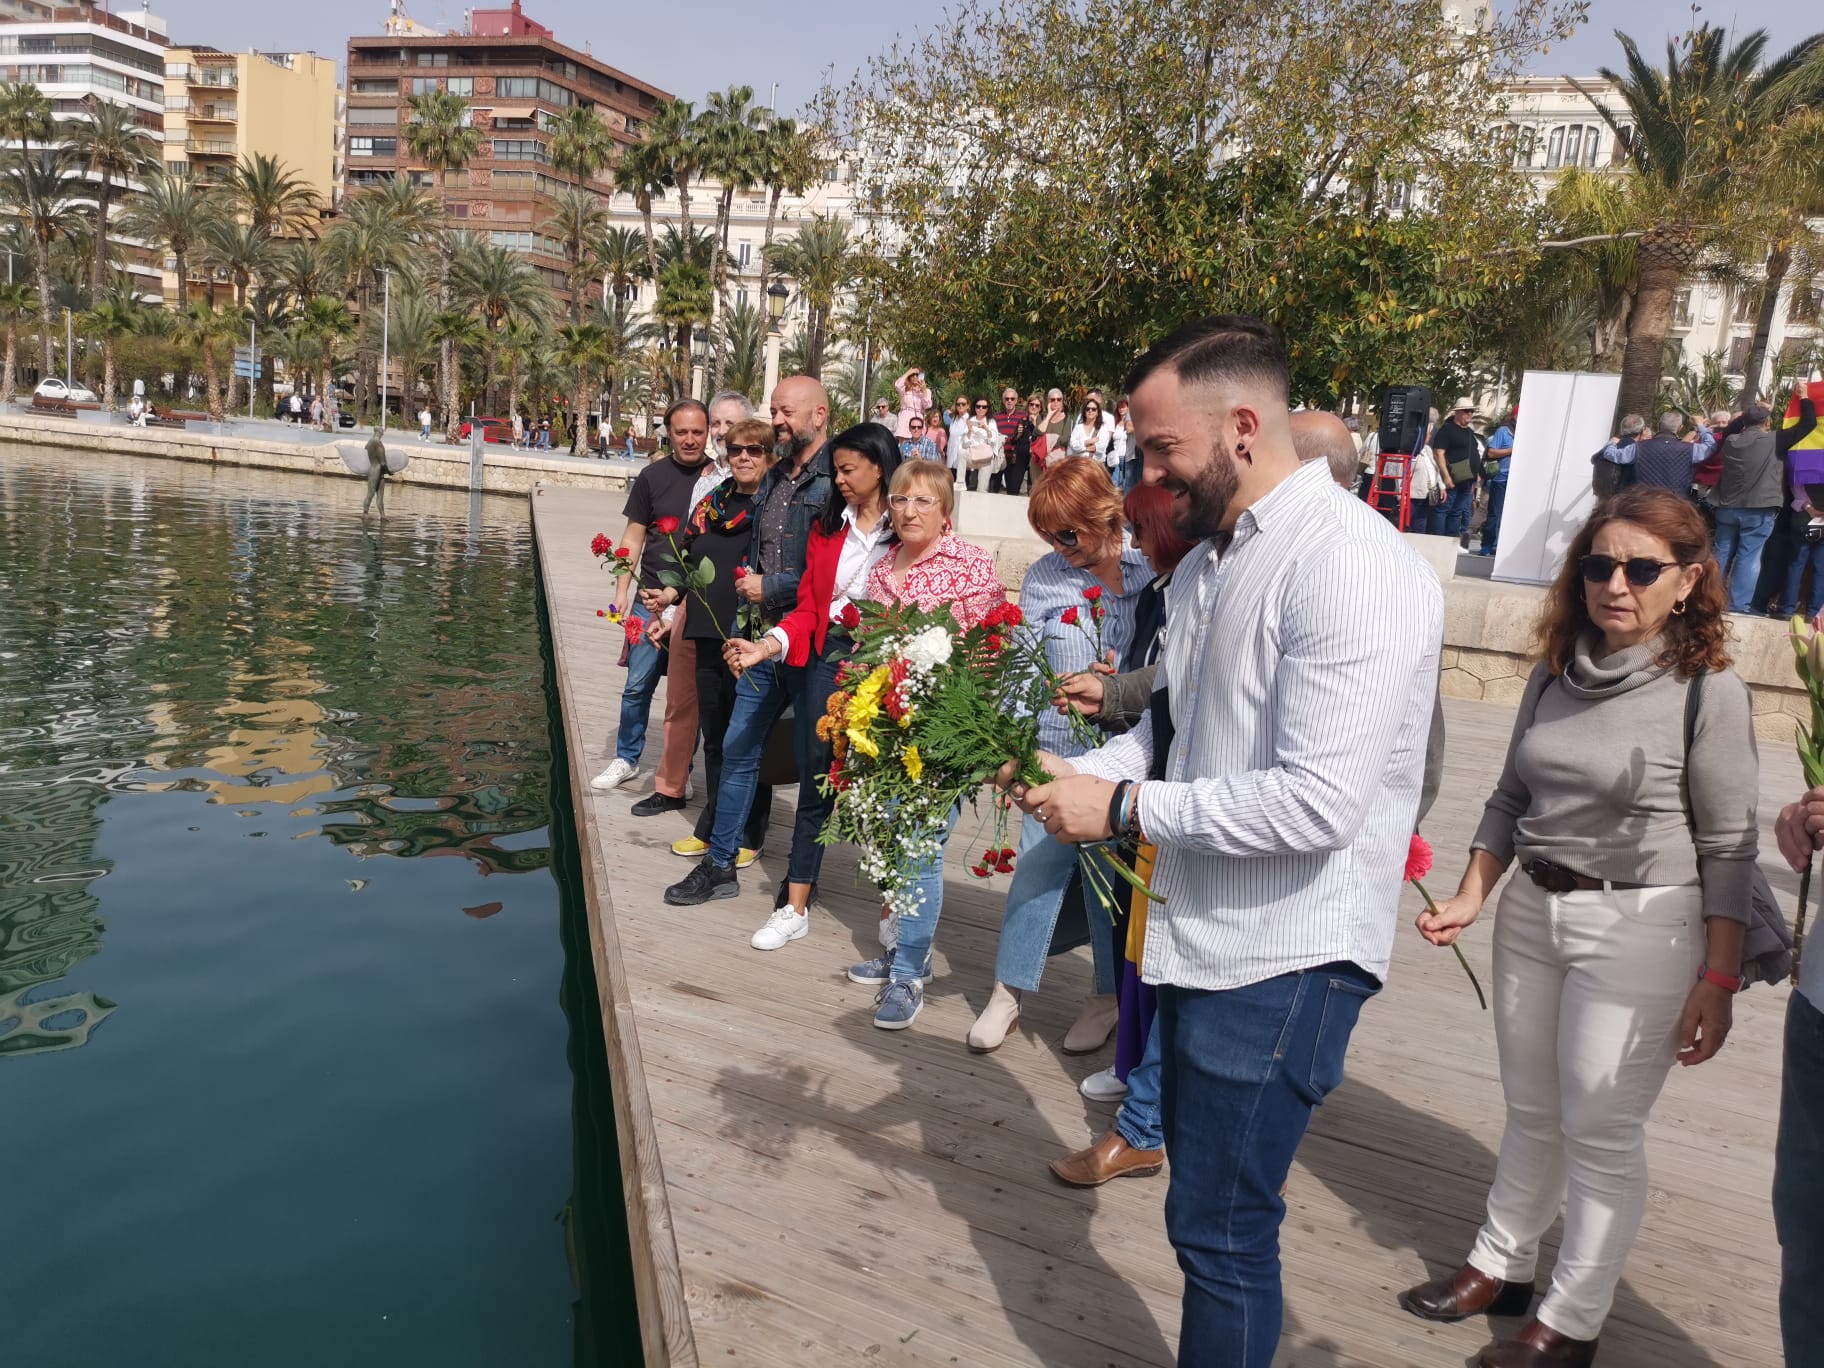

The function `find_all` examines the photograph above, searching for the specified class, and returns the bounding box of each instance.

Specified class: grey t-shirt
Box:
[1470,632,1758,923]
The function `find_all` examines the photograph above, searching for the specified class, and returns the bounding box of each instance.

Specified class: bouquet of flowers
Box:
[818,594,1154,918]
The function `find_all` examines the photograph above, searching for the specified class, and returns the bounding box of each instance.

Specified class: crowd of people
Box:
[582,322,1818,1368]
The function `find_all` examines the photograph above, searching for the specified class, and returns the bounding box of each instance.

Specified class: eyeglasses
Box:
[1039,527,1081,549]
[1579,554,1682,587]
[1002,393,1017,401]
[889,494,941,511]
[726,442,770,457]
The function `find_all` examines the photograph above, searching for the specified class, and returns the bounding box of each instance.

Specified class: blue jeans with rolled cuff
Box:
[889,803,961,984]
[614,605,667,766]
[991,817,1119,995]
[1114,1013,1164,1152]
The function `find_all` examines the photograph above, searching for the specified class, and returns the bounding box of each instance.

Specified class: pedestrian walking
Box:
[1429,398,1482,539]
[1712,402,1786,612]
[418,405,432,440]
[1480,410,1515,556]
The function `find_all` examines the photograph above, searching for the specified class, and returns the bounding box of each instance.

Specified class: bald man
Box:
[1290,410,1359,490]
[666,375,839,936]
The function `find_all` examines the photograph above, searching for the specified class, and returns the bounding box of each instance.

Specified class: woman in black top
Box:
[645,418,776,859]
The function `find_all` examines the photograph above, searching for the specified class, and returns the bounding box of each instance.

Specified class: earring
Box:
[1673,598,1688,615]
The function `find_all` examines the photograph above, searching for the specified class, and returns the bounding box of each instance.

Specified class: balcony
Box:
[194,71,238,89]
[186,139,237,157]
[190,104,238,123]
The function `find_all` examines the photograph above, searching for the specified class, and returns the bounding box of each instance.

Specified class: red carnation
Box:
[970,864,993,879]
[1405,832,1434,883]
[1091,603,1105,621]
[983,847,999,863]
[986,633,1003,651]
[1060,606,1079,626]
[597,609,606,617]
[1083,584,1104,602]
[591,532,611,556]
[653,515,680,535]
[615,545,630,558]
[889,658,910,687]
[1001,605,1023,626]
[827,760,849,792]
[982,603,1005,628]
[996,853,1016,874]
[840,602,862,630]
[734,565,747,580]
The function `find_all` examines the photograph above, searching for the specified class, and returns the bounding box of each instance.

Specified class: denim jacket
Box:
[747,440,834,619]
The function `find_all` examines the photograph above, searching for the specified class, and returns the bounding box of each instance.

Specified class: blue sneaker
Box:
[847,948,932,986]
[872,979,924,1030]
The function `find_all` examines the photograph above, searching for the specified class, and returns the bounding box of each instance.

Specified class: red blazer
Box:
[774,524,845,667]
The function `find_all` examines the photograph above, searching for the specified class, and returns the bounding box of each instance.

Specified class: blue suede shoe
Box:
[872,979,924,1030]
[847,948,932,986]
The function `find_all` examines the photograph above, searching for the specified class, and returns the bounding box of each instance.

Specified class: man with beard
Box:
[1004,316,1442,1367]
[665,375,834,909]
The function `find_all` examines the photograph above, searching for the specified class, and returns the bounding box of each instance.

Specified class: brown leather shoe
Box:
[1476,1320,1598,1367]
[1048,1131,1164,1187]
[1398,1263,1536,1323]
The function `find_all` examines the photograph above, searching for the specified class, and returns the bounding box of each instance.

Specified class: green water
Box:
[0,450,637,1366]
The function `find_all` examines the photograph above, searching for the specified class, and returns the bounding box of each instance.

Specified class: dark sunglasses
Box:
[1040,527,1081,549]
[726,442,770,457]
[1579,554,1682,587]
[974,402,989,410]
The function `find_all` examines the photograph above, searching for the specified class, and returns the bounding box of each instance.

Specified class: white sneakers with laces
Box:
[590,757,638,791]
[751,903,808,951]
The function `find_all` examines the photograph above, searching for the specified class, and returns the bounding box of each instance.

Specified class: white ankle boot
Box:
[967,981,1022,1053]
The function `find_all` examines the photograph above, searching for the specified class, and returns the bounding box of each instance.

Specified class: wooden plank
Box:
[534,480,1794,1367]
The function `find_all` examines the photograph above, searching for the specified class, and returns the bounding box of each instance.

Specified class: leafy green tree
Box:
[77,292,140,408]
[542,185,605,324]
[613,138,672,284]
[0,279,36,402]
[175,302,240,423]
[3,147,84,372]
[549,104,615,188]
[767,215,854,379]
[757,116,820,298]
[67,102,156,303]
[698,85,769,390]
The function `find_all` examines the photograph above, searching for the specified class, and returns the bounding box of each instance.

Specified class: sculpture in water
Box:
[336,426,411,515]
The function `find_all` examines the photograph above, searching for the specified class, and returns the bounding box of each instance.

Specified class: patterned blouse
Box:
[865,533,1006,629]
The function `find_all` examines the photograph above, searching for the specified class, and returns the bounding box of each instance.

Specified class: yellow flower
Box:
[847,726,880,759]
[902,745,923,781]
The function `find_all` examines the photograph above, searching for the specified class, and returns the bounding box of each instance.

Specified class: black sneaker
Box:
[664,860,738,905]
[631,790,688,817]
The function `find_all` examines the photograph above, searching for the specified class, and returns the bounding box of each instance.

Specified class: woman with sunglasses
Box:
[1067,395,1113,466]
[1111,398,1137,491]
[968,459,1153,1054]
[1036,388,1071,477]
[1399,487,1756,1368]
[723,424,901,953]
[958,397,998,492]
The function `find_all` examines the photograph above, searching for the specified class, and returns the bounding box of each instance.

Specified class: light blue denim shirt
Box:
[1600,423,1714,466]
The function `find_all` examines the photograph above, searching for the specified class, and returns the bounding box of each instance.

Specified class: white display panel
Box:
[1491,370,1623,587]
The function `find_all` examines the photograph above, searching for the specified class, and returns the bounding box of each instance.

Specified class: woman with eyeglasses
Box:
[840,459,1007,1029]
[1067,395,1113,466]
[724,424,902,954]
[1398,487,1756,1368]
[968,459,1153,1054]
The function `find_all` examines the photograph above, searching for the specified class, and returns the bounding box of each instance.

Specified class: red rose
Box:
[1060,606,1079,626]
[1083,585,1104,602]
[840,602,862,630]
[1002,605,1023,626]
[653,515,680,535]
[590,533,611,556]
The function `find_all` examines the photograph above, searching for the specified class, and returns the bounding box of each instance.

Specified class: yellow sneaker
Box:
[670,836,708,858]
[735,846,761,869]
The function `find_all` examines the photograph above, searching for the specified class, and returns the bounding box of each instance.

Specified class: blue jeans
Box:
[1115,1013,1164,1152]
[1713,506,1777,612]
[1428,480,1473,536]
[704,644,841,884]
[889,804,961,984]
[1480,479,1507,553]
[1160,962,1379,1367]
[1777,990,1824,1363]
[991,818,1118,995]
[614,606,667,766]
[1782,524,1824,617]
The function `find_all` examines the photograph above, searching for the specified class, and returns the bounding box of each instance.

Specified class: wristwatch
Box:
[1697,964,1746,993]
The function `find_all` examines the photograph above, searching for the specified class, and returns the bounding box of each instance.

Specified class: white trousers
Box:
[1467,875,1703,1341]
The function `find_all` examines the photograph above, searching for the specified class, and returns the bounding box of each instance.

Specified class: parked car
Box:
[459,416,513,444]
[34,377,99,404]
[336,410,356,428]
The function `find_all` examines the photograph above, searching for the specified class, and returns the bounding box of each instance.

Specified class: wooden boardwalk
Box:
[533,484,1793,1368]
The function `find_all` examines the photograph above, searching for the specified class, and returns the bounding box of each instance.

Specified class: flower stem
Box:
[1414,878,1487,1011]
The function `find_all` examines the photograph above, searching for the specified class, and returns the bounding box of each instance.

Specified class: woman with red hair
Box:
[1399,487,1757,1368]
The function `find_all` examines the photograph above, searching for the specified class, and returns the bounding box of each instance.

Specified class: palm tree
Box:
[717,298,766,401]
[67,100,157,303]
[1571,25,1824,418]
[767,214,855,379]
[3,148,85,372]
[225,152,320,239]
[271,238,340,310]
[450,239,550,407]
[175,302,239,423]
[295,295,356,428]
[1740,108,1824,401]
[77,292,140,409]
[757,118,821,298]
[698,85,768,391]
[0,81,52,157]
[198,216,276,310]
[555,321,609,452]
[387,287,439,414]
[549,104,615,188]
[403,90,485,436]
[119,170,220,308]
[652,259,712,395]
[429,308,484,434]
[0,280,36,403]
[655,223,714,272]
[598,309,638,437]
[495,313,539,425]
[595,225,650,331]
[542,186,605,323]
[613,138,672,284]
[643,99,703,251]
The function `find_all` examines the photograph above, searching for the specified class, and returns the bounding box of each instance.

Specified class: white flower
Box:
[901,624,954,674]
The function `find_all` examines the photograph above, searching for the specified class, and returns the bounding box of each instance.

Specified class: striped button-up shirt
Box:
[1019,542,1154,758]
[1074,459,1443,991]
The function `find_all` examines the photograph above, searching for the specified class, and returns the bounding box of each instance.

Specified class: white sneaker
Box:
[751,904,808,951]
[1079,1066,1129,1105]
[590,758,638,791]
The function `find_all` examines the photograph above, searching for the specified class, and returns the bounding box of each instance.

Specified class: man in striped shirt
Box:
[1010,316,1443,1366]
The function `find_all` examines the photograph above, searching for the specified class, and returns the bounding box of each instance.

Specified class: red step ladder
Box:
[1371,449,1415,530]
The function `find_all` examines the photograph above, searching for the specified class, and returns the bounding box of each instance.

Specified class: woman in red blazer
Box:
[724,425,900,946]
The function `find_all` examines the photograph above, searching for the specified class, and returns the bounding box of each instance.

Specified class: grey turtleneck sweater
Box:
[1470,631,1758,922]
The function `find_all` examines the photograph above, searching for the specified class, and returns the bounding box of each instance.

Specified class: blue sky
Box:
[158,0,1808,112]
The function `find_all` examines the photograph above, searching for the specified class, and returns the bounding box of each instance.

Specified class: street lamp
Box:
[762,281,789,405]
[379,266,391,431]
[690,324,708,402]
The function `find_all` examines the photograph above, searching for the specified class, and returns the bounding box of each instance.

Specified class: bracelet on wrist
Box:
[1106,781,1131,841]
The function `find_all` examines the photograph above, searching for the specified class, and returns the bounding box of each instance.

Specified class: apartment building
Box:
[342,0,670,298]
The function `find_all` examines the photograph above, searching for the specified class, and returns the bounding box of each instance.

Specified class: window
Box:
[449,202,469,218]
[492,139,548,163]
[167,159,190,179]
[1583,124,1600,166]
[347,168,395,187]
[736,288,749,310]
[493,76,573,106]
[1733,288,1762,324]
[1564,125,1582,168]
[410,77,439,94]
[736,241,751,268]
[447,77,473,96]
[1511,124,1536,168]
[347,106,398,126]
[1612,124,1633,164]
[349,137,398,158]
[1545,125,1565,169]
[1672,289,1694,328]
[1790,287,1823,324]
[351,78,398,95]
[1727,335,1753,373]
[415,51,449,67]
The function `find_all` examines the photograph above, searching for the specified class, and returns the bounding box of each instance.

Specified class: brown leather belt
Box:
[1524,858,1648,894]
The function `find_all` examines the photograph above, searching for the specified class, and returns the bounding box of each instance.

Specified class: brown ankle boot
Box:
[1398,1263,1536,1323]
[1477,1319,1599,1367]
